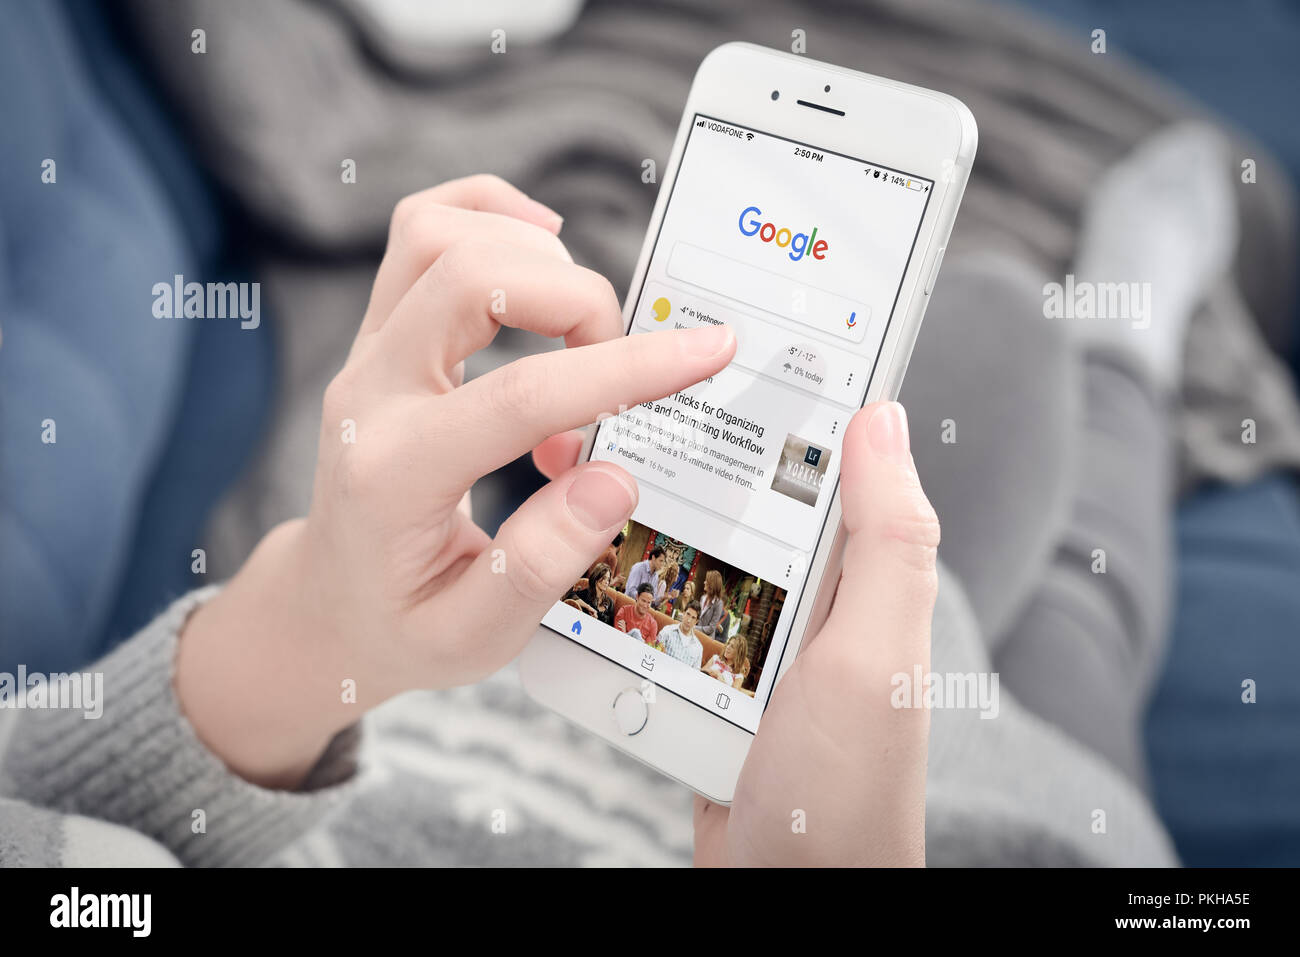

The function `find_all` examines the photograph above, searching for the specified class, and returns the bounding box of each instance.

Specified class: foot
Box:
[1071,122,1238,392]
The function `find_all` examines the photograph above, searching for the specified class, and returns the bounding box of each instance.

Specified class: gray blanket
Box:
[123,0,1300,538]
[118,0,1300,865]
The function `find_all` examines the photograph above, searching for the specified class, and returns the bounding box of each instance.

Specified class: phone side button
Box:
[612,687,650,736]
[924,245,946,296]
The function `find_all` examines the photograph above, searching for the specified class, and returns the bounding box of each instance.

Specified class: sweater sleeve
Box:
[0,587,363,867]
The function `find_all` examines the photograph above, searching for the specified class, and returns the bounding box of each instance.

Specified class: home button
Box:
[611,687,649,736]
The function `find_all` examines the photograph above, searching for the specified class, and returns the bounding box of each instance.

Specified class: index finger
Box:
[428,325,737,491]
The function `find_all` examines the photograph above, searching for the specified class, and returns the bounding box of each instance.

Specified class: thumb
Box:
[722,402,937,866]
[423,461,638,685]
[812,402,939,671]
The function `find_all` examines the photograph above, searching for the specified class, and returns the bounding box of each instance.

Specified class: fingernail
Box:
[526,197,564,233]
[867,402,911,464]
[682,324,735,359]
[566,467,636,531]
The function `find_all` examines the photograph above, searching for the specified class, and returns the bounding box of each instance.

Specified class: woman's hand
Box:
[536,399,938,866]
[696,402,939,866]
[176,176,735,788]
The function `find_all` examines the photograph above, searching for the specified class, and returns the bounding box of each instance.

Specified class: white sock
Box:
[1070,122,1238,393]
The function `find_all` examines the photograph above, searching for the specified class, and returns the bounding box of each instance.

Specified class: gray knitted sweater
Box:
[0,567,1179,868]
[0,588,360,867]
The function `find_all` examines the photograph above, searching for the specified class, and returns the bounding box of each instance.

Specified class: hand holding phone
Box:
[693,402,936,866]
[523,43,976,805]
[536,400,938,866]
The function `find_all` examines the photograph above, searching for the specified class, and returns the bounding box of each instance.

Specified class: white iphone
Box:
[520,42,977,803]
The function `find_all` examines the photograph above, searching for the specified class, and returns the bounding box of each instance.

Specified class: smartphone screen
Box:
[541,113,934,732]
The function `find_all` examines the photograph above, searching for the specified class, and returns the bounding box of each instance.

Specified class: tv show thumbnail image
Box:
[563,519,788,696]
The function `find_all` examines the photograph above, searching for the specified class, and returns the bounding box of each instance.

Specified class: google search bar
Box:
[666,241,871,343]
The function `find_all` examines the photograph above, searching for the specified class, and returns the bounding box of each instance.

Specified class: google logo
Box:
[737,206,828,262]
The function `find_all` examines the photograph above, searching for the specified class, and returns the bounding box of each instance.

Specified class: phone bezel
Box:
[520,42,977,805]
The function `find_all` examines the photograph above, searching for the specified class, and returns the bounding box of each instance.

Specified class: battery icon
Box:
[904,179,926,191]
